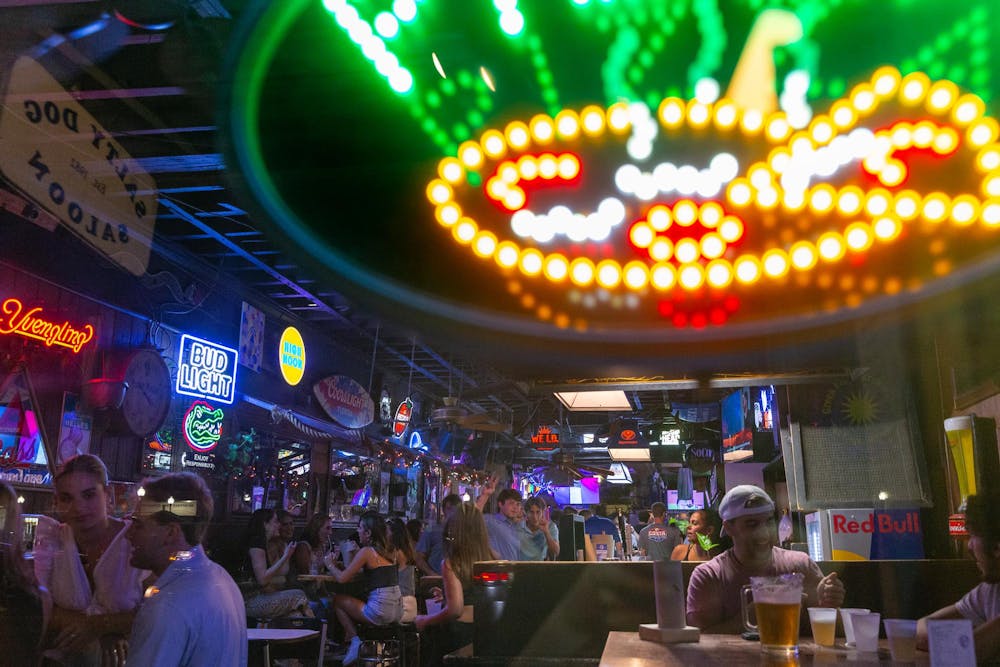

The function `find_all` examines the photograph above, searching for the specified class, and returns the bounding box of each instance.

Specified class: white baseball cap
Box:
[718,484,775,522]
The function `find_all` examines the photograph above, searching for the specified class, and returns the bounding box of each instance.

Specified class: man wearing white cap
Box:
[686,484,845,632]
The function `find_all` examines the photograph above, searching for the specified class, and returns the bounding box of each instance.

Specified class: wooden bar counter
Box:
[600,631,929,666]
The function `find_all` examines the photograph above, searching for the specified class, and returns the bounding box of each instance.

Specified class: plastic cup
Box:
[808,607,837,647]
[839,607,870,645]
[884,618,918,662]
[851,612,881,652]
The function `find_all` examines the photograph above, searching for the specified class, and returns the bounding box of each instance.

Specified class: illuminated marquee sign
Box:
[278,326,306,386]
[231,1,1000,345]
[182,400,223,453]
[175,334,238,405]
[0,297,94,353]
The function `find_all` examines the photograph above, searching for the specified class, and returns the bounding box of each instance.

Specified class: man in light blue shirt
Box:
[477,479,527,560]
[521,496,559,560]
[415,493,462,575]
[126,472,247,667]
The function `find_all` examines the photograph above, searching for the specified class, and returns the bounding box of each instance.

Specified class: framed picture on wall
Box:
[56,392,91,469]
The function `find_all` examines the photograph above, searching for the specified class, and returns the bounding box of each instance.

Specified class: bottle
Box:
[778,509,793,546]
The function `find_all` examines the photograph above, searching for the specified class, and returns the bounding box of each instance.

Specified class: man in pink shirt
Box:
[685,485,845,632]
[917,491,1000,662]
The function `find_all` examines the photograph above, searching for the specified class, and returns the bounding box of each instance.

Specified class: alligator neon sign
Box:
[183,400,224,453]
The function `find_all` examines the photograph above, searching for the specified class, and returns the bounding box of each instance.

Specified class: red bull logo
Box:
[832,511,920,535]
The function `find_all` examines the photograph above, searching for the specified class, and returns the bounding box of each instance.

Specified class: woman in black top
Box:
[325,511,402,665]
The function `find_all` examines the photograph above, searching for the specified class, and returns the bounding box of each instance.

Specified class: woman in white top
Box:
[33,454,150,666]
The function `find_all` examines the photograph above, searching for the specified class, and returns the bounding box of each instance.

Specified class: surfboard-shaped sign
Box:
[313,375,374,429]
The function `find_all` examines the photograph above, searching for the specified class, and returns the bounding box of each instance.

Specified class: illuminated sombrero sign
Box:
[225,0,1000,354]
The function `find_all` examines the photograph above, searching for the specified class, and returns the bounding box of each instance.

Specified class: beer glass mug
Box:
[741,573,804,654]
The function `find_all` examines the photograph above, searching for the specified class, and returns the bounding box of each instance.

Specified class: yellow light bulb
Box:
[650,263,676,290]
[580,105,605,136]
[836,187,864,216]
[480,130,507,158]
[933,127,960,154]
[459,141,484,169]
[705,260,733,288]
[850,85,876,113]
[595,260,622,288]
[727,180,752,207]
[976,147,1000,173]
[658,98,685,128]
[830,101,856,128]
[543,254,569,282]
[473,231,497,258]
[426,180,453,205]
[557,155,580,180]
[649,238,673,261]
[529,115,555,144]
[497,162,518,183]
[921,193,950,223]
[870,66,901,97]
[438,157,464,184]
[950,195,979,226]
[734,256,762,284]
[790,241,818,270]
[899,72,930,105]
[893,191,920,220]
[926,80,958,113]
[678,264,704,290]
[844,222,874,252]
[454,219,477,244]
[981,200,1000,227]
[817,232,845,261]
[762,249,789,278]
[809,118,834,144]
[718,216,744,242]
[740,109,764,134]
[873,216,901,241]
[713,100,738,130]
[865,189,891,216]
[555,109,581,139]
[518,249,543,275]
[687,101,711,128]
[518,156,539,180]
[699,201,724,227]
[629,222,654,248]
[606,103,631,133]
[968,118,1000,148]
[435,203,461,227]
[623,262,649,290]
[674,239,700,264]
[674,200,697,226]
[537,154,558,179]
[952,94,986,126]
[700,233,725,259]
[569,258,595,286]
[648,205,672,231]
[765,115,791,141]
[495,241,520,268]
[809,185,836,214]
[505,121,530,150]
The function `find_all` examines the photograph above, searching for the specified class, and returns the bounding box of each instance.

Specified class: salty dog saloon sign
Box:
[0,297,94,353]
[0,57,157,276]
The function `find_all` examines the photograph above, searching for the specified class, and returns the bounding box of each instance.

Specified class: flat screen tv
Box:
[552,477,601,506]
[721,386,779,458]
[667,489,705,510]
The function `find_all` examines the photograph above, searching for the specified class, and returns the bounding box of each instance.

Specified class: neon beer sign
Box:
[175,334,238,404]
[0,297,94,353]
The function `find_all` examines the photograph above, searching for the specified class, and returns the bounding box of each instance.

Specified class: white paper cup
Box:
[851,612,881,652]
[839,607,870,645]
[807,607,838,647]
[884,618,918,662]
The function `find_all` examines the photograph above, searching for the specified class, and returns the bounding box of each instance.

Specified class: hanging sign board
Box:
[393,397,413,439]
[313,375,374,428]
[0,56,158,275]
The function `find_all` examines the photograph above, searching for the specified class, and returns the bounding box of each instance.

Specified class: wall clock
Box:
[113,348,173,436]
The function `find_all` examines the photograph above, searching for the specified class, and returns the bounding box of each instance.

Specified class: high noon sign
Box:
[278,327,306,386]
[0,57,157,276]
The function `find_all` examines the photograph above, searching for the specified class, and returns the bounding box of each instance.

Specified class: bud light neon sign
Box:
[176,334,238,405]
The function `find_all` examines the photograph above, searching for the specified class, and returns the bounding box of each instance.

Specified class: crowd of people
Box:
[2,455,999,665]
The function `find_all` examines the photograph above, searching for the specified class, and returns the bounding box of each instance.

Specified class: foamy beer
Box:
[944,416,977,504]
[741,573,804,654]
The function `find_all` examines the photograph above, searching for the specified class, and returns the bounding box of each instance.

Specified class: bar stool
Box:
[356,623,419,667]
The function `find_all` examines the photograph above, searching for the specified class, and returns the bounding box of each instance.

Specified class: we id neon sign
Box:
[0,297,94,353]
[175,334,238,405]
